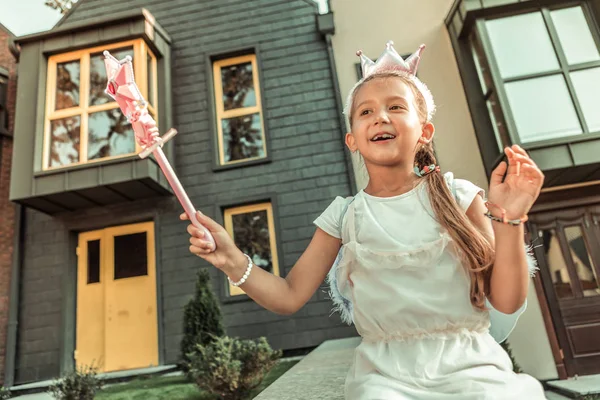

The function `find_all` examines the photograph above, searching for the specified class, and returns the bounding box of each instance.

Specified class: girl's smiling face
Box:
[346,76,434,168]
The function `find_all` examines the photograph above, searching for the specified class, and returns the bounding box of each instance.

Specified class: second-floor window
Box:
[44,39,157,170]
[473,4,600,146]
[212,54,267,166]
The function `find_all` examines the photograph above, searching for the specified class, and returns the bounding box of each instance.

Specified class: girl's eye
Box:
[360,109,372,116]
[390,105,404,111]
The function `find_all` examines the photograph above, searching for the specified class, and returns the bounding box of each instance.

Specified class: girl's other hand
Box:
[180,211,244,272]
[488,145,544,219]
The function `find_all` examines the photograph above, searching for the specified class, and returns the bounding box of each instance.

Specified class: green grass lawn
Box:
[95,359,299,400]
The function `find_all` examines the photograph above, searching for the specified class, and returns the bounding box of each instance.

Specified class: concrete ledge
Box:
[547,374,600,397]
[255,337,361,400]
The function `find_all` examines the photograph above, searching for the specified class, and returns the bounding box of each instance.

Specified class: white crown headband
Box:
[348,41,436,122]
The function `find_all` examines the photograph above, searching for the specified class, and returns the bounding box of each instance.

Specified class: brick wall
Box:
[0,25,17,385]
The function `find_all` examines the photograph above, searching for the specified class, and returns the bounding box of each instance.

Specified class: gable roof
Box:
[54,0,324,29]
[53,0,85,28]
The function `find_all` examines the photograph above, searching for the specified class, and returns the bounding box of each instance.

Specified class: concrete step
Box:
[544,390,574,400]
[547,374,600,398]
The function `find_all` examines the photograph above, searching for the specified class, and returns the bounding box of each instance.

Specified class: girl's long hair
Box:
[346,71,495,310]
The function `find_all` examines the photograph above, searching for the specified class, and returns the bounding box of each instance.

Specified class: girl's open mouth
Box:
[370,133,396,142]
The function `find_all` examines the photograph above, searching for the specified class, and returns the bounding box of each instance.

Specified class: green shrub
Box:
[48,365,102,400]
[180,269,225,370]
[0,386,11,400]
[186,335,282,400]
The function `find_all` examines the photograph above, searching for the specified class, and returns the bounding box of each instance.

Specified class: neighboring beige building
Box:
[330,0,600,382]
[331,0,488,191]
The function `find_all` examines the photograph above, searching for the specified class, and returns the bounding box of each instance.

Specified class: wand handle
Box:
[153,145,216,251]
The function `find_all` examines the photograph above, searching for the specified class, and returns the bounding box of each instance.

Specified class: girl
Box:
[182,42,547,399]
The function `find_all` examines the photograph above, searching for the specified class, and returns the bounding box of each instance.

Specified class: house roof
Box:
[54,0,324,29]
[53,0,85,28]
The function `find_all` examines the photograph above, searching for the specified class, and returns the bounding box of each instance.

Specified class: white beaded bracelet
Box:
[228,253,253,287]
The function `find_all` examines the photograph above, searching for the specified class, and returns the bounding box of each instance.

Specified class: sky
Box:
[0,0,65,36]
[0,0,329,37]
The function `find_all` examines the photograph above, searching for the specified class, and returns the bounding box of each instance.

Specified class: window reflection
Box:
[564,226,600,297]
[231,209,273,274]
[50,116,81,167]
[221,62,256,111]
[89,48,134,107]
[56,60,80,110]
[221,113,264,163]
[88,109,135,160]
[542,229,573,299]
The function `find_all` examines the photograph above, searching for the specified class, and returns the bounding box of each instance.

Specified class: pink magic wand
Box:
[103,50,216,251]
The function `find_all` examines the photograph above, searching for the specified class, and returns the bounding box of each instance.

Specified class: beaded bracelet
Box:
[484,201,528,226]
[228,253,253,287]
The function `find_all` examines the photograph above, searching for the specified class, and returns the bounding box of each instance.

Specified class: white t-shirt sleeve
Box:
[445,172,485,212]
[313,196,349,239]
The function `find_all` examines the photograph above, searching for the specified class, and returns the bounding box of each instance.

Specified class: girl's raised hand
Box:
[180,211,243,271]
[488,145,544,219]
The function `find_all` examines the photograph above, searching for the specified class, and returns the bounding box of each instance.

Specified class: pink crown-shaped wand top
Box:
[102,50,216,251]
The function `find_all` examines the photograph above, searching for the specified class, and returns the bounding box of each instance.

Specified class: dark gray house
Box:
[6,0,356,385]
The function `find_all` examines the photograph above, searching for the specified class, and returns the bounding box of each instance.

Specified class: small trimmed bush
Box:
[48,365,102,400]
[0,386,11,400]
[186,335,281,400]
[180,269,225,370]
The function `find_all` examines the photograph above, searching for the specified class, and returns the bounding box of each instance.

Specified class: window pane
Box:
[487,92,510,151]
[482,0,518,6]
[551,7,600,66]
[221,62,256,110]
[541,229,573,299]
[88,108,135,160]
[147,53,155,106]
[114,232,148,280]
[505,75,581,142]
[222,113,265,163]
[56,60,80,110]
[89,47,134,106]
[462,0,483,12]
[470,32,494,94]
[486,12,559,79]
[49,116,80,167]
[87,239,100,284]
[564,226,599,297]
[231,209,273,274]
[571,68,600,132]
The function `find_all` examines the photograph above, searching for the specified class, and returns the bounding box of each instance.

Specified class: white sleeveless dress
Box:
[314,173,545,400]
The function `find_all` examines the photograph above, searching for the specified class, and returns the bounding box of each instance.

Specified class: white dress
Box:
[314,173,546,400]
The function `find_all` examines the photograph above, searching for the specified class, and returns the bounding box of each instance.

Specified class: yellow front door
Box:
[76,222,159,372]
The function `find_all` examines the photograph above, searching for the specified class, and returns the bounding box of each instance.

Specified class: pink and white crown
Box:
[357,41,425,78]
[350,41,436,122]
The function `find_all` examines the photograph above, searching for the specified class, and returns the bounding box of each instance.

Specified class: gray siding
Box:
[16,210,67,383]
[15,0,355,383]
